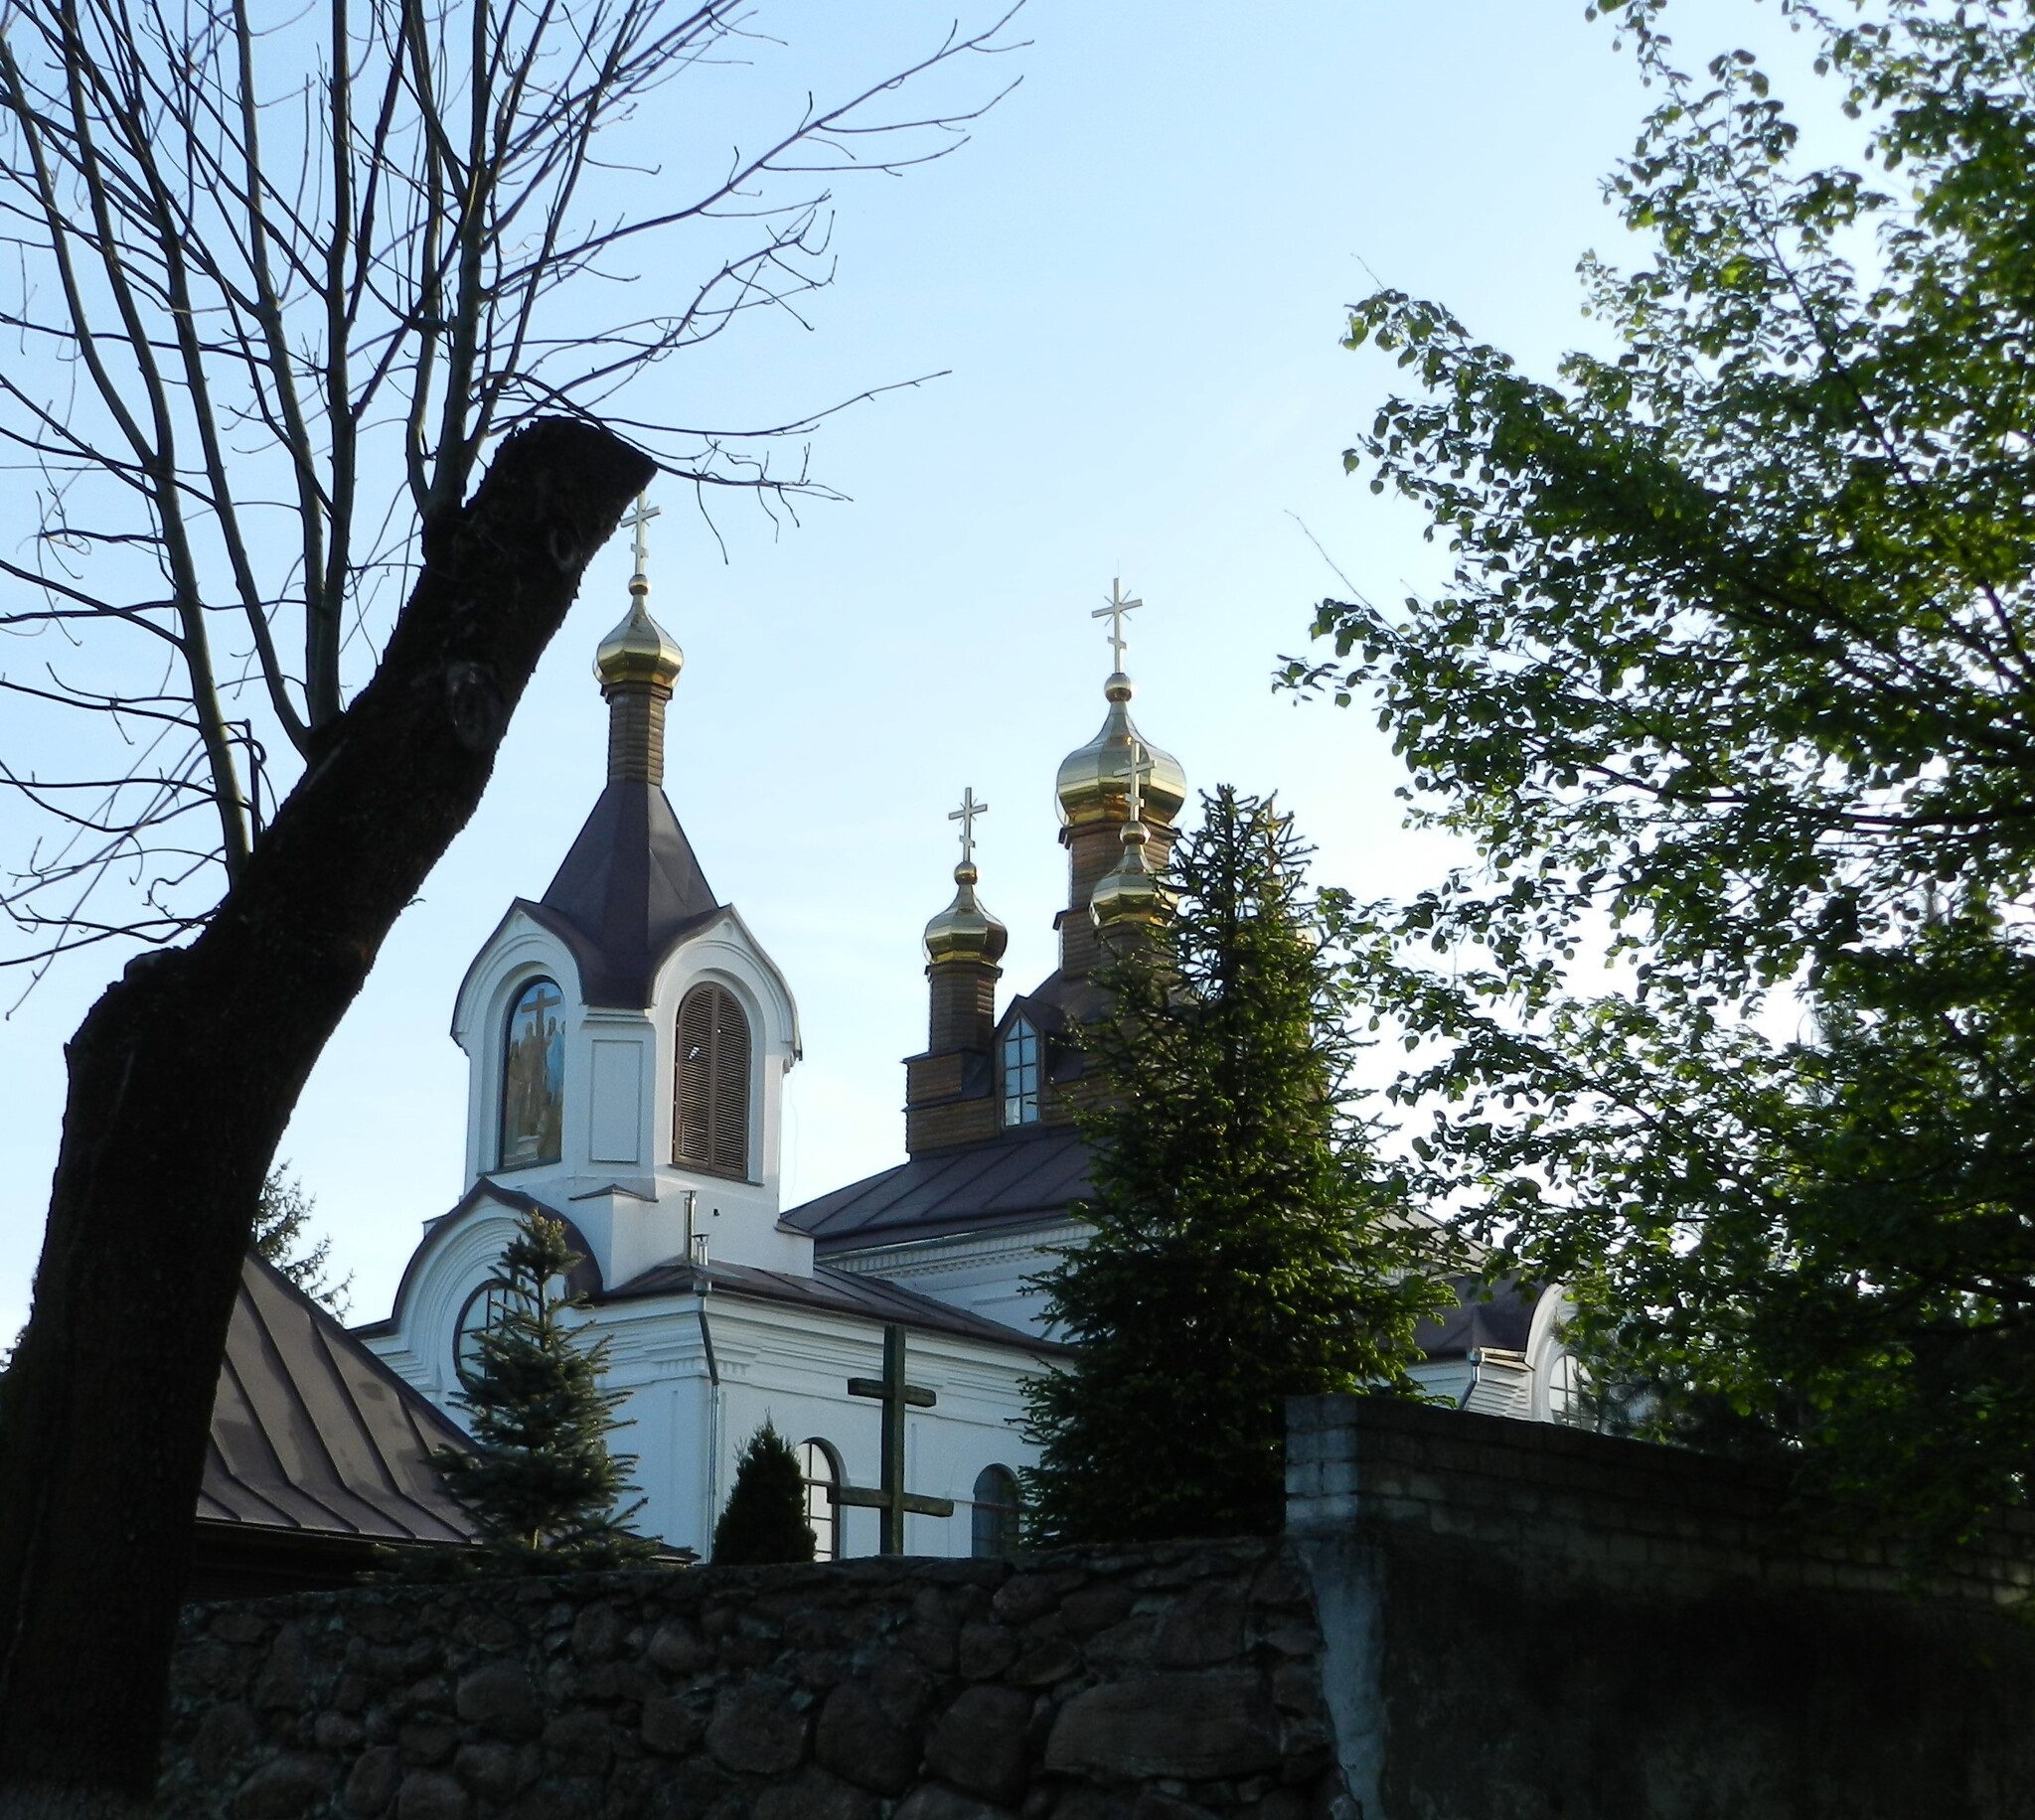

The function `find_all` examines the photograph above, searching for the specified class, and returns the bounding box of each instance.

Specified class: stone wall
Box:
[1288,1395,2035,1820]
[160,1543,1339,1820]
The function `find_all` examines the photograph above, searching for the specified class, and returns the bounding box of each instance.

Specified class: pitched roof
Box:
[201,1252,475,1547]
[603,1257,1057,1354]
[1413,1276,1539,1360]
[536,779,721,1006]
[779,1125,1092,1255]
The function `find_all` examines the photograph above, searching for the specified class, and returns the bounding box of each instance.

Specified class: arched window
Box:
[500,978,565,1169]
[800,1439,841,1563]
[971,1464,1021,1559]
[1000,1018,1040,1128]
[675,982,749,1178]
[453,1281,515,1389]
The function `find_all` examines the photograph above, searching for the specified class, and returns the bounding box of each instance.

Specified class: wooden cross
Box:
[623,494,661,574]
[1092,577,1142,672]
[949,786,988,867]
[831,1324,955,1555]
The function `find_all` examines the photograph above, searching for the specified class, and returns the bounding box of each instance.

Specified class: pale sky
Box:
[0,1,1826,1341]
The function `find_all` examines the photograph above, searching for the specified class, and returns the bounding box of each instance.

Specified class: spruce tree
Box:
[712,1420,818,1565]
[431,1212,659,1571]
[1023,787,1449,1545]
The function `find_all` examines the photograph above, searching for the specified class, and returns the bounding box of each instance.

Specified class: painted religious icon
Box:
[500,978,565,1169]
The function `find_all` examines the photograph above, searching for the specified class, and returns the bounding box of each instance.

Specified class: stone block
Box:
[755,1767,881,1820]
[453,1741,532,1802]
[642,1694,702,1755]
[395,1769,469,1820]
[1005,1638,1080,1688]
[571,1601,624,1662]
[543,1710,615,1776]
[343,1746,401,1817]
[397,1722,458,1768]
[925,1685,1034,1805]
[706,1679,810,1775]
[893,1784,1018,1820]
[456,1660,542,1739]
[815,1680,918,1794]
[1044,1673,1281,1781]
[193,1701,260,1780]
[958,1620,1018,1680]
[255,1624,318,1712]
[1058,1582,1135,1637]
[232,1754,328,1820]
[1153,1581,1246,1668]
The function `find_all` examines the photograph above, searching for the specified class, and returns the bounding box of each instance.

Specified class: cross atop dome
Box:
[1092,578,1143,675]
[624,494,661,584]
[949,786,989,868]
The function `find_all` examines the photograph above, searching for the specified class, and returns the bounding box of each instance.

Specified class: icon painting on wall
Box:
[500,978,565,1168]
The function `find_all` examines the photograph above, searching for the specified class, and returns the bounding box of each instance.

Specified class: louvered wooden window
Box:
[675,982,749,1178]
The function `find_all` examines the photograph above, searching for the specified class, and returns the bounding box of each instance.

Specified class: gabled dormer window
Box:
[1001,1016,1040,1127]
[676,982,749,1178]
[500,978,564,1169]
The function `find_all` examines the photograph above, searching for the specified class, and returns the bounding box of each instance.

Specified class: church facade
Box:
[359,522,1576,1563]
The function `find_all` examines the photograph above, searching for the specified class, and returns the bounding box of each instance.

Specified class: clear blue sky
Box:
[0,1,1827,1339]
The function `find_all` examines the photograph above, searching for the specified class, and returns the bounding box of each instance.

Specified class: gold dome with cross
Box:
[1054,578,1186,830]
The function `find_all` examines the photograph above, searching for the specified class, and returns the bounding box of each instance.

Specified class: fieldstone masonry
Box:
[159,1543,1339,1820]
[165,1398,2035,1819]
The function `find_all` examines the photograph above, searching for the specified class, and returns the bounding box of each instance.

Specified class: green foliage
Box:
[711,1420,817,1565]
[1300,2,2035,1550]
[1022,788,1450,1546]
[253,1167,352,1318]
[431,1212,658,1572]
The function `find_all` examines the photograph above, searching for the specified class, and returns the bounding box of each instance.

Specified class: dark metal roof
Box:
[605,1258,1057,1354]
[1414,1276,1538,1360]
[779,1125,1093,1255]
[201,1252,475,1545]
[537,779,721,1006]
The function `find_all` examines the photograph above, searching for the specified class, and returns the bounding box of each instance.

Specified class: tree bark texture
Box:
[0,418,656,1811]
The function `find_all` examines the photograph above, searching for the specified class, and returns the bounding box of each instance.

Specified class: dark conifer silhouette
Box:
[432,1212,658,1571]
[712,1420,817,1565]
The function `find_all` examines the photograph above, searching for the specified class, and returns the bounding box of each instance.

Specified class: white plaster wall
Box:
[824,1222,1082,1338]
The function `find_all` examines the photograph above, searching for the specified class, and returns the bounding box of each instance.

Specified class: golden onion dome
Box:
[923,862,1010,966]
[1055,674,1186,830]
[594,585,684,692]
[1089,822,1169,933]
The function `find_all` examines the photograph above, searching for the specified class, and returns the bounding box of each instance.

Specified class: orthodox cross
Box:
[949,786,988,867]
[1092,577,1143,673]
[1122,736,1154,825]
[623,494,661,574]
[831,1324,955,1555]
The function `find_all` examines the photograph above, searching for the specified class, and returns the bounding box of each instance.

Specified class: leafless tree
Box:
[0,3,1018,1809]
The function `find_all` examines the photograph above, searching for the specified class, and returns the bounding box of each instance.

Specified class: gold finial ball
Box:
[924,861,1011,966]
[1055,676,1186,830]
[594,589,684,692]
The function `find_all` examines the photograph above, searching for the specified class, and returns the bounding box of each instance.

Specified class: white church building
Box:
[358,520,1576,1563]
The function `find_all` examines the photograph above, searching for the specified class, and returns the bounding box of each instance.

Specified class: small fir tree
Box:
[712,1420,818,1565]
[431,1212,659,1571]
[1023,787,1450,1545]
[253,1167,353,1317]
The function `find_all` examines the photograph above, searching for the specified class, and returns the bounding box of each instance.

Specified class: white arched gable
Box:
[1525,1284,1582,1425]
[651,907,800,1066]
[380,1198,564,1405]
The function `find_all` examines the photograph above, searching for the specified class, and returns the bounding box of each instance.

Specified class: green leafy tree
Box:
[1298,0,2035,1548]
[253,1168,353,1319]
[1022,787,1449,1546]
[432,1213,658,1571]
[711,1420,817,1565]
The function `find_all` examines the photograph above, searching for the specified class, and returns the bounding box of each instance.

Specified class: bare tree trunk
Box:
[0,417,655,1813]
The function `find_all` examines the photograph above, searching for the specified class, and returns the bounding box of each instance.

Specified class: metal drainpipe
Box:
[1458,1347,1485,1412]
[685,1190,722,1548]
